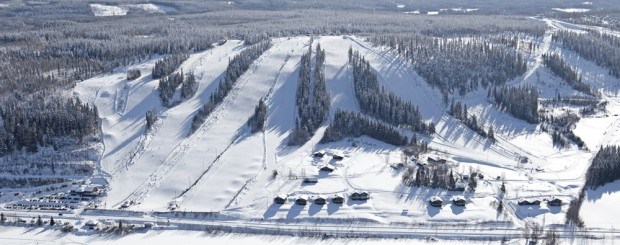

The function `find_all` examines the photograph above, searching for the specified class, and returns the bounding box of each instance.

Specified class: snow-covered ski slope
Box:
[74,30,619,229]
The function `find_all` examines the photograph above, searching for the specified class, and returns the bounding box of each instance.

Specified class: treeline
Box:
[247,98,267,133]
[349,49,434,135]
[152,54,189,79]
[553,31,620,78]
[369,35,527,98]
[189,40,272,135]
[542,53,597,97]
[584,146,620,189]
[0,93,99,156]
[489,85,539,123]
[157,71,197,107]
[321,110,409,146]
[289,42,330,145]
[449,101,495,142]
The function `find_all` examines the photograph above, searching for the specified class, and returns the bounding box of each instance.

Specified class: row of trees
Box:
[402,165,458,190]
[157,70,198,107]
[448,100,495,142]
[289,42,330,145]
[189,40,272,135]
[542,53,597,97]
[369,35,528,98]
[349,49,434,135]
[321,110,409,146]
[553,31,620,78]
[540,112,585,149]
[247,98,267,133]
[0,92,100,156]
[489,85,539,123]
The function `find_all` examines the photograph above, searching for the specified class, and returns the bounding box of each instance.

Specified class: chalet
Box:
[332,194,345,204]
[313,151,326,158]
[518,199,541,206]
[296,196,308,205]
[314,196,327,205]
[303,177,318,184]
[427,157,447,165]
[452,196,466,206]
[547,197,563,206]
[332,154,344,160]
[320,165,335,172]
[217,39,227,45]
[350,191,370,201]
[429,196,443,207]
[273,194,288,204]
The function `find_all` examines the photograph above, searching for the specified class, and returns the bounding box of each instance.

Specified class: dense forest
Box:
[553,31,620,78]
[152,54,189,79]
[369,35,528,98]
[489,85,539,123]
[189,40,272,135]
[321,110,409,146]
[0,93,99,156]
[349,49,434,135]
[289,41,330,145]
[585,146,620,188]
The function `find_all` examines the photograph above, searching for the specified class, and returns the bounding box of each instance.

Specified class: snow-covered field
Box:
[90,3,175,16]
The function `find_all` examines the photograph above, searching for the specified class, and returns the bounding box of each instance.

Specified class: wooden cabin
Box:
[332,194,345,204]
[314,196,327,205]
[547,197,563,206]
[313,151,325,158]
[320,165,335,172]
[429,196,443,207]
[452,196,466,206]
[296,196,308,206]
[273,194,288,204]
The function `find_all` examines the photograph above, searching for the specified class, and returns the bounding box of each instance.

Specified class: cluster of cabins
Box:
[313,151,344,161]
[428,196,467,207]
[518,197,563,206]
[274,191,369,206]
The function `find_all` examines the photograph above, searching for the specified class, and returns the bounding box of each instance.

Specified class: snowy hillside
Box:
[1,14,620,243]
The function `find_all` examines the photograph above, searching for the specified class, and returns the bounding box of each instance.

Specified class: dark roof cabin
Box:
[332,194,345,204]
[332,154,344,160]
[303,177,318,184]
[350,191,370,200]
[547,197,562,206]
[313,151,325,158]
[518,199,541,206]
[296,196,308,206]
[273,194,288,204]
[320,165,335,172]
[314,196,327,205]
[452,196,466,206]
[429,196,443,207]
